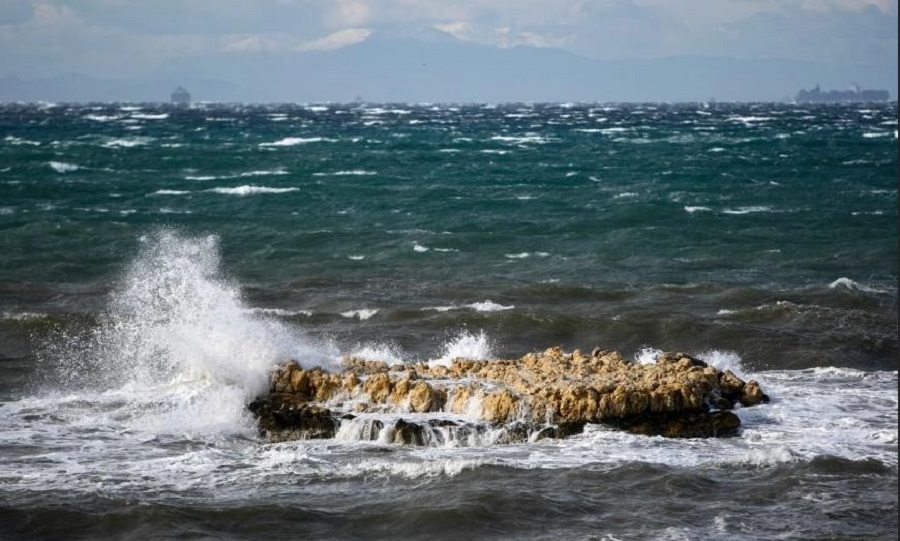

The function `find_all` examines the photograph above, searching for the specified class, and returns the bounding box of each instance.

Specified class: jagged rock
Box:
[249,348,770,443]
[248,394,339,442]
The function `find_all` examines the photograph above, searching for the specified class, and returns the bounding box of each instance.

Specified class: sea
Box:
[0,101,897,540]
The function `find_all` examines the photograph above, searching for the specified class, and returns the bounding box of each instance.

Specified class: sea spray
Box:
[40,229,338,435]
[428,329,494,367]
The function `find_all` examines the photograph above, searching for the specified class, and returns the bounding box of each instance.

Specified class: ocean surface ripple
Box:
[0,102,896,540]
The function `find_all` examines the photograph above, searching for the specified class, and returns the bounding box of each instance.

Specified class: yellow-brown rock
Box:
[249,348,770,443]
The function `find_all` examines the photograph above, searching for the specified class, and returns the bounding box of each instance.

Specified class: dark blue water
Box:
[0,102,896,540]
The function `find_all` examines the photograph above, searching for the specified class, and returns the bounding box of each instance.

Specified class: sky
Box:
[0,0,897,102]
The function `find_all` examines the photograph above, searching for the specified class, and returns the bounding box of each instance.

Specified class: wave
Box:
[48,161,80,173]
[340,309,379,320]
[150,189,191,196]
[249,307,313,318]
[259,137,336,147]
[721,206,773,215]
[38,229,338,436]
[313,170,377,177]
[470,300,514,312]
[207,185,299,195]
[83,114,122,122]
[4,135,41,146]
[421,300,514,313]
[130,113,169,120]
[862,131,892,139]
[102,137,153,148]
[185,169,289,181]
[828,277,891,295]
[490,135,555,145]
[504,252,549,259]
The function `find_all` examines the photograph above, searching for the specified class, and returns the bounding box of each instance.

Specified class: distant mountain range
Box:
[1,35,895,103]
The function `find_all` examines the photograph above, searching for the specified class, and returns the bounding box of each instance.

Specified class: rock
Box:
[248,393,338,442]
[249,348,769,443]
[614,410,742,438]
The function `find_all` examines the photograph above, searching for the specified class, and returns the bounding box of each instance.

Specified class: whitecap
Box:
[102,137,153,148]
[469,300,514,312]
[721,206,772,215]
[684,206,713,213]
[259,137,335,147]
[84,114,122,122]
[828,277,887,294]
[150,189,191,196]
[206,185,299,195]
[130,113,169,120]
[421,305,458,312]
[48,161,80,173]
[341,309,379,320]
[490,135,554,145]
[313,170,377,177]
[238,169,289,177]
[4,136,41,146]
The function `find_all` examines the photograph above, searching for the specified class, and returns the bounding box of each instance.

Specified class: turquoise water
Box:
[2,102,896,367]
[0,102,897,540]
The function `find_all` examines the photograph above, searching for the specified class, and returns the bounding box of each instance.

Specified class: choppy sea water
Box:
[0,102,896,540]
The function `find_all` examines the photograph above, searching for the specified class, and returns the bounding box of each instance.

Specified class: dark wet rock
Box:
[247,393,339,442]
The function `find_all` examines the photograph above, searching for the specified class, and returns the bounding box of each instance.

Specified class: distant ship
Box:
[170,87,191,106]
[796,84,889,103]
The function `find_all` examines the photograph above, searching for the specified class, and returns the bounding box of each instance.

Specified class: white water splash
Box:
[428,330,494,367]
[634,347,662,365]
[44,229,337,435]
[347,342,406,365]
[828,277,888,294]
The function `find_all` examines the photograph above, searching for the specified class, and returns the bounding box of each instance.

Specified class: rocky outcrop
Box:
[248,348,769,444]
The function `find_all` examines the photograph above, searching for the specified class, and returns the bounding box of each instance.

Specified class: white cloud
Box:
[0,0,895,79]
[297,28,373,51]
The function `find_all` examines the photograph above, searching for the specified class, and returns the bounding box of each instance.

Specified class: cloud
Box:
[0,0,895,81]
[298,28,373,51]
